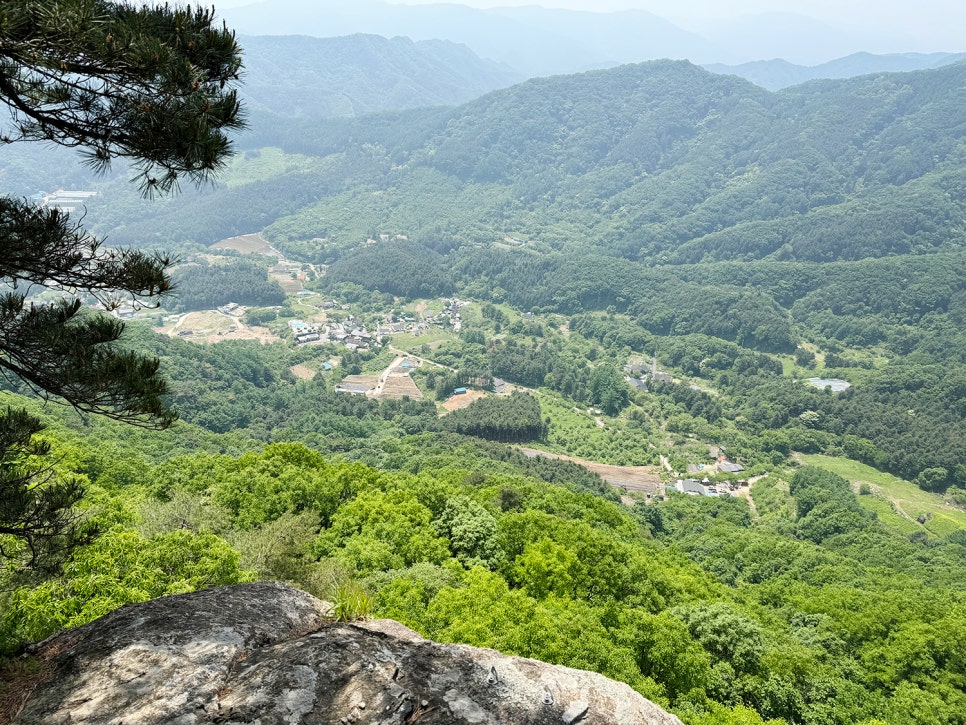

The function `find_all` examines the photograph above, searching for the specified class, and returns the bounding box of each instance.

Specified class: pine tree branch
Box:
[0,1,246,194]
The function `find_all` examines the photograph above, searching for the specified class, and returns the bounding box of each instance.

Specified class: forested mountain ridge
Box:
[237,33,521,118]
[90,59,966,267]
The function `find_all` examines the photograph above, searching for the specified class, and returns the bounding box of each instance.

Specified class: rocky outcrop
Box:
[8,581,682,724]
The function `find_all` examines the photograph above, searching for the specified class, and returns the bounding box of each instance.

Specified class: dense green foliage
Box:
[3,527,250,642]
[170,258,285,312]
[2,49,965,725]
[0,275,962,725]
[325,242,455,298]
[443,392,545,442]
[2,408,963,725]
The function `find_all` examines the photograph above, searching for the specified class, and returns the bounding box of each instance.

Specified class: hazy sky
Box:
[211,0,958,23]
[210,0,964,51]
[391,0,962,32]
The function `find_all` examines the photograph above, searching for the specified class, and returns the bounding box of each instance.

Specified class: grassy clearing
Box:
[270,271,303,295]
[222,147,319,187]
[211,233,278,256]
[391,328,455,352]
[801,454,966,537]
[856,494,923,535]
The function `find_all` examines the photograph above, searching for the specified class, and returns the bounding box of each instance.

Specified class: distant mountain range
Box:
[237,35,966,118]
[221,0,738,74]
[7,33,965,201]
[94,58,966,272]
[238,34,522,118]
[220,0,965,74]
[706,52,966,91]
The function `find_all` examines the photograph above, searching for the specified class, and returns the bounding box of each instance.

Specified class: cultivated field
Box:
[441,389,487,411]
[290,364,316,381]
[159,310,280,344]
[270,271,303,294]
[378,375,423,400]
[520,448,664,494]
[340,374,381,389]
[212,233,282,257]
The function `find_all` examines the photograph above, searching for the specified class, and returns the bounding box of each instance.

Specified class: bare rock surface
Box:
[11,581,682,725]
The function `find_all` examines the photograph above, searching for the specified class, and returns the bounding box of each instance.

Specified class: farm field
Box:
[519,447,664,494]
[378,375,423,400]
[158,310,280,344]
[338,374,380,391]
[289,364,317,381]
[270,271,304,294]
[211,233,283,257]
[441,389,487,411]
[390,328,456,352]
[801,454,966,538]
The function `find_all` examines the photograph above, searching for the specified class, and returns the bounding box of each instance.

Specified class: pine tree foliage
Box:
[0,0,244,563]
[0,198,175,425]
[0,0,245,194]
[444,392,546,442]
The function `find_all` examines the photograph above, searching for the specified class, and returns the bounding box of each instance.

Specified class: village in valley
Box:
[148,272,749,502]
[47,230,839,506]
[10,207,799,506]
[285,296,468,350]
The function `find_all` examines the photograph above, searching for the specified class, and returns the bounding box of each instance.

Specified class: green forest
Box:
[3,311,964,724]
[2,46,965,725]
[2,374,964,725]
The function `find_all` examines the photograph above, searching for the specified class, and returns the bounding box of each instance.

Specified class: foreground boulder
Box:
[8,581,682,724]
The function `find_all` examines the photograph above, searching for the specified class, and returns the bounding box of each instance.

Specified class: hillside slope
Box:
[238,33,522,118]
[97,59,966,267]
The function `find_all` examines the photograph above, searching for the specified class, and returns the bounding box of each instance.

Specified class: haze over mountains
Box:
[223,0,722,75]
[706,52,966,91]
[233,34,966,119]
[238,34,522,117]
[220,0,965,74]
